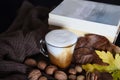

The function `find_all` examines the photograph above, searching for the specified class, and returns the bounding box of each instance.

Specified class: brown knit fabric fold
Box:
[0,0,49,79]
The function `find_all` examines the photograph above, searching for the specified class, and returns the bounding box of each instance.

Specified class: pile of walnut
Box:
[24,58,85,80]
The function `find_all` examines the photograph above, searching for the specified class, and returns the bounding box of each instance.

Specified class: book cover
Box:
[49,0,120,43]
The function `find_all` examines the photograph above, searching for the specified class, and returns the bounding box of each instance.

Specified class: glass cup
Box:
[40,29,78,68]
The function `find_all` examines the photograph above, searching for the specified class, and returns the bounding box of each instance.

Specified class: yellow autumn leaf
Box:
[95,50,114,64]
[82,50,120,80]
[82,63,107,72]
[114,54,120,70]
[82,50,120,71]
[95,50,120,72]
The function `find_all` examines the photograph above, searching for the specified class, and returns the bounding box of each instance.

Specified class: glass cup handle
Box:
[39,39,48,57]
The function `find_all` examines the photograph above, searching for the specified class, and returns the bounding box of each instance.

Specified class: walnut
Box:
[39,76,47,80]
[68,74,76,80]
[37,60,47,70]
[68,68,77,75]
[28,69,41,80]
[77,75,85,80]
[45,65,57,75]
[54,70,67,80]
[75,65,82,73]
[24,58,37,67]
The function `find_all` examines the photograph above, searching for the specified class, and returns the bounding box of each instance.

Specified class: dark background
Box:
[0,0,120,46]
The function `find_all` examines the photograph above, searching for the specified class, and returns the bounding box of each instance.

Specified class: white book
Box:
[48,0,120,43]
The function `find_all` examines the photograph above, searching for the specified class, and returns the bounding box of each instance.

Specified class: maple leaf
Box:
[82,50,120,80]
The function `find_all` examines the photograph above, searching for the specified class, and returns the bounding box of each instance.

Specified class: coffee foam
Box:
[46,43,75,57]
[45,30,78,47]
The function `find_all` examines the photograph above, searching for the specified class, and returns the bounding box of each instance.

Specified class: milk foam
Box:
[46,43,76,57]
[45,30,78,47]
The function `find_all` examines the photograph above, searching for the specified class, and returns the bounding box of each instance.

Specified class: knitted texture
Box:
[0,1,49,79]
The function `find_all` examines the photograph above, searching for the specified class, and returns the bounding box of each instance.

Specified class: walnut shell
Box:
[24,58,37,67]
[68,74,76,80]
[68,68,77,75]
[54,71,67,80]
[39,76,47,80]
[45,65,57,75]
[28,69,41,80]
[37,60,47,70]
[75,65,82,73]
[77,75,85,80]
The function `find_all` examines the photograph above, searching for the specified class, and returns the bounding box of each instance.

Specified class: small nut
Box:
[37,60,47,70]
[39,76,47,80]
[28,69,41,80]
[68,68,77,75]
[24,58,37,67]
[68,74,76,80]
[75,65,82,73]
[77,75,85,80]
[45,65,57,75]
[54,70,67,80]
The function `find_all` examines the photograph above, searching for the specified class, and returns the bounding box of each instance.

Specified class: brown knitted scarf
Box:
[0,1,49,79]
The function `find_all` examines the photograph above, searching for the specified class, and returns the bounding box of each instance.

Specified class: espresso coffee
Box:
[45,30,78,68]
